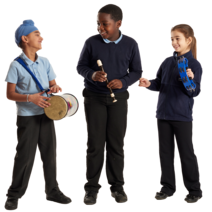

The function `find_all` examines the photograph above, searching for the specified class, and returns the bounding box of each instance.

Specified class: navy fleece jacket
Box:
[147,51,202,122]
[77,34,142,93]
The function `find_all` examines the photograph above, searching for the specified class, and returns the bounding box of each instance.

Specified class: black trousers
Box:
[7,114,58,198]
[157,119,202,197]
[83,88,129,192]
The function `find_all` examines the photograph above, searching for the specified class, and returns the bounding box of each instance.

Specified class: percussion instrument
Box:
[44,93,79,120]
[178,56,196,92]
[97,60,117,103]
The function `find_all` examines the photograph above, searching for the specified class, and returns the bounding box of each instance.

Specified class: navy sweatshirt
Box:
[147,51,202,122]
[77,34,142,93]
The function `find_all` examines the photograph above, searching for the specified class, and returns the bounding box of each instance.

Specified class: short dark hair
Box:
[99,4,123,21]
[18,40,24,49]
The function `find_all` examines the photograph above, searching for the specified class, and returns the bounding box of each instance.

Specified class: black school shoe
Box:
[84,191,98,205]
[155,192,169,200]
[185,194,202,203]
[46,189,71,204]
[111,190,128,203]
[5,197,18,210]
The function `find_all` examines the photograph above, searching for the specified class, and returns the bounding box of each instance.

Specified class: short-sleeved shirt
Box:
[5,52,56,116]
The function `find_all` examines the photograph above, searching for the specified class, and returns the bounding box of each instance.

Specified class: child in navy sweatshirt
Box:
[77,4,142,205]
[139,24,202,203]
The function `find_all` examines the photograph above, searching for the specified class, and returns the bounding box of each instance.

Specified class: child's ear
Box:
[187,36,192,46]
[116,20,122,28]
[21,35,28,44]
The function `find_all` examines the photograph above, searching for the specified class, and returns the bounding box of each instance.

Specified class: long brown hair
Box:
[171,24,197,59]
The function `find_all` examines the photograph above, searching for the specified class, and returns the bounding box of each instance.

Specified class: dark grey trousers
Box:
[7,114,58,198]
[83,88,129,192]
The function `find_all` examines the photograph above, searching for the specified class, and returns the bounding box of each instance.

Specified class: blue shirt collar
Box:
[103,31,123,44]
[20,52,40,65]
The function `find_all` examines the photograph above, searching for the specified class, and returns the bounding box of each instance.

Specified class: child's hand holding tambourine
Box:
[186,68,194,79]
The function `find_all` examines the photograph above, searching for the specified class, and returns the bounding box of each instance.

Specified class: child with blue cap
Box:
[4,20,71,210]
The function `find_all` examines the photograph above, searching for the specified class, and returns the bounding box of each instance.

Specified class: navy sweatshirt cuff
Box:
[120,78,127,89]
[87,71,95,82]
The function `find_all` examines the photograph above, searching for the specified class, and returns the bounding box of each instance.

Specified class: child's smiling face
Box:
[97,12,121,41]
[21,30,43,50]
[171,30,192,55]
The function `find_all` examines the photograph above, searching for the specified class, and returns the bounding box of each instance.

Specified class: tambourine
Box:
[44,93,79,120]
[178,56,196,92]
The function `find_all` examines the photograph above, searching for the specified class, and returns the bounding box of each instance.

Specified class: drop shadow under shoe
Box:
[155,192,169,200]
[185,194,202,203]
[47,189,71,204]
[111,190,128,203]
[5,197,18,210]
[84,191,97,205]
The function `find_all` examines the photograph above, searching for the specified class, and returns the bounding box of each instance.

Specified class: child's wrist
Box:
[148,82,151,87]
[92,72,96,81]
[28,94,32,102]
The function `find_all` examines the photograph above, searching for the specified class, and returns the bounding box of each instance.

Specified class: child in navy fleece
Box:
[139,24,202,203]
[77,4,142,204]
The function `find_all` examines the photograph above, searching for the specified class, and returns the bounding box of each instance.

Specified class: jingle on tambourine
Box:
[97,60,117,103]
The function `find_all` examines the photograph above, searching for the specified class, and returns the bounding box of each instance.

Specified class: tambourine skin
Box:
[44,96,67,120]
[44,93,79,120]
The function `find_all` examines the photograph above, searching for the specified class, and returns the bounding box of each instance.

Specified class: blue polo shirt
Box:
[5,52,56,116]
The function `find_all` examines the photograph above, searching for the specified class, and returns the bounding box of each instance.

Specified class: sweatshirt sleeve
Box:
[76,40,97,84]
[120,42,142,88]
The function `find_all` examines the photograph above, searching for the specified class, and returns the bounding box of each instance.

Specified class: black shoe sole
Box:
[153,197,169,201]
[82,200,98,206]
[5,206,17,210]
[185,197,201,203]
[46,197,74,205]
[111,193,128,203]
